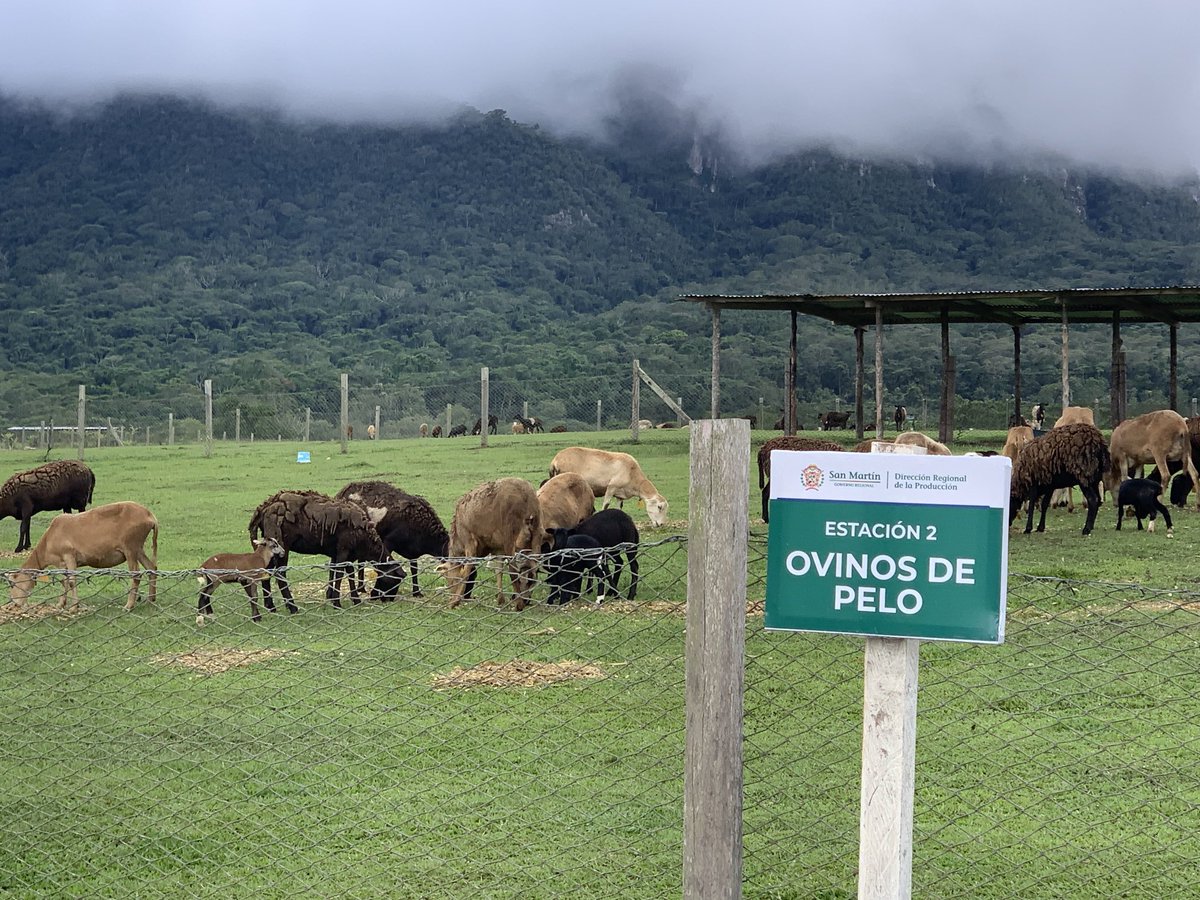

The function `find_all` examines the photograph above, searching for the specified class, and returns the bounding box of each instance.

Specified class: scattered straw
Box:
[432,658,606,690]
[151,647,296,675]
[0,601,88,624]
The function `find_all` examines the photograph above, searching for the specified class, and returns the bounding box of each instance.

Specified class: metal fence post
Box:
[340,374,349,454]
[683,418,748,899]
[77,385,86,461]
[481,367,490,448]
[203,380,213,458]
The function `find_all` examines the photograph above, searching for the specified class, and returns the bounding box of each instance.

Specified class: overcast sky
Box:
[3,0,1198,176]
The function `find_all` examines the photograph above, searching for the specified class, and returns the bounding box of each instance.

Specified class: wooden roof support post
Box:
[1170,322,1179,412]
[1061,303,1070,409]
[710,304,721,420]
[854,326,865,440]
[788,309,798,435]
[1111,310,1122,428]
[874,304,884,438]
[939,310,950,443]
[1012,325,1022,425]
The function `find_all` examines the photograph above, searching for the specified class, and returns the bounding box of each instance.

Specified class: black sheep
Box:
[561,508,640,602]
[0,460,95,552]
[543,532,605,605]
[1116,478,1174,536]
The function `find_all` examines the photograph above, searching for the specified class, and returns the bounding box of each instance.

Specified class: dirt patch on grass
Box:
[0,601,89,624]
[152,647,297,675]
[432,658,607,689]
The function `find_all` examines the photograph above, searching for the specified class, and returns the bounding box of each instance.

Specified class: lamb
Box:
[1103,409,1200,510]
[536,472,596,531]
[197,537,285,621]
[557,507,640,602]
[542,532,605,605]
[1115,478,1173,537]
[1001,425,1035,462]
[757,436,843,522]
[548,446,669,526]
[444,477,545,611]
[448,424,467,438]
[248,490,390,612]
[7,501,158,610]
[335,480,449,598]
[0,459,95,552]
[1009,423,1109,535]
[892,431,952,455]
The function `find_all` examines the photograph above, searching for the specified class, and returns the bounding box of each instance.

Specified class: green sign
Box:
[764,451,1010,643]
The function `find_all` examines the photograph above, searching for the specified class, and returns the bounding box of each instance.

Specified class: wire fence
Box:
[2,540,1200,897]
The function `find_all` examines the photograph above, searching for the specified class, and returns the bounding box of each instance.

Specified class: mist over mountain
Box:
[2,93,1200,425]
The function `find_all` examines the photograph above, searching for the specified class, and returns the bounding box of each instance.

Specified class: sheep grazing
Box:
[7,501,158,611]
[558,507,640,602]
[0,459,95,552]
[548,446,669,526]
[527,416,545,433]
[1009,423,1109,535]
[335,480,449,599]
[1002,425,1035,462]
[197,537,285,621]
[892,431,952,455]
[248,490,390,612]
[1103,409,1200,510]
[542,532,605,605]
[366,424,377,440]
[549,424,568,433]
[419,423,429,438]
[472,414,499,436]
[757,436,843,522]
[637,418,654,431]
[819,411,851,430]
[346,425,354,440]
[448,424,467,437]
[444,477,545,611]
[537,472,596,531]
[1053,406,1095,428]
[1115,478,1173,537]
[512,421,526,434]
[431,424,443,438]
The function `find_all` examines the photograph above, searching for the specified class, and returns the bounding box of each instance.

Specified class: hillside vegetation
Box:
[3,93,1200,421]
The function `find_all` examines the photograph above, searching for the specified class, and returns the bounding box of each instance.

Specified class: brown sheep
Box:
[549,424,568,433]
[197,537,285,622]
[0,460,95,552]
[1053,406,1095,428]
[548,447,669,526]
[757,436,844,522]
[248,490,390,612]
[1010,423,1109,535]
[1103,409,1200,510]
[7,501,158,610]
[537,472,596,532]
[892,431,952,455]
[1002,425,1035,462]
[431,425,443,438]
[445,477,545,611]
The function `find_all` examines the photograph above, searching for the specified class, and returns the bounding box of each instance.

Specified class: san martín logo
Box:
[801,464,824,491]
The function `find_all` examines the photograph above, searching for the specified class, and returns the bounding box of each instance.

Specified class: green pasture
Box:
[1,428,1199,898]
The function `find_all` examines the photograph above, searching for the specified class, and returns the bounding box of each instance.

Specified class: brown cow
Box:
[7,501,158,610]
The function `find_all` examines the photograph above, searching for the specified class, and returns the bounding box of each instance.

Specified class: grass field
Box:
[1,428,1199,898]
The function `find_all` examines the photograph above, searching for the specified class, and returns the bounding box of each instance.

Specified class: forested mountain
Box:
[3,93,1200,423]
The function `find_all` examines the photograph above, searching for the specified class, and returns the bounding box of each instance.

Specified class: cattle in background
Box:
[819,410,851,431]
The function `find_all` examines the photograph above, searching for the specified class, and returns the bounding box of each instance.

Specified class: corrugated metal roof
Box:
[676,286,1200,327]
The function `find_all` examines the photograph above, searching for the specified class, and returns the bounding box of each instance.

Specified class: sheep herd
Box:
[0,445,655,618]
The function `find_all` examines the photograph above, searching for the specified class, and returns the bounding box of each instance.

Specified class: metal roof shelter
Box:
[678,286,1200,439]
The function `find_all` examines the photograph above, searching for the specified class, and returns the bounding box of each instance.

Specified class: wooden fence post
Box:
[684,418,748,899]
[340,373,349,454]
[596,399,602,431]
[203,380,213,459]
[304,408,311,443]
[168,412,174,446]
[374,405,381,439]
[77,385,86,461]
[235,407,241,443]
[481,367,490,448]
[631,358,641,442]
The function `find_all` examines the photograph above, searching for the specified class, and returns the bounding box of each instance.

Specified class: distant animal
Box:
[448,424,467,438]
[346,425,354,440]
[1053,406,1095,428]
[512,421,526,434]
[819,410,851,431]
[1008,413,1030,428]
[1032,404,1046,429]
[773,416,786,431]
[657,422,677,428]
[892,431,951,455]
[637,419,654,431]
[548,447,669,526]
[1009,423,1109,535]
[549,424,568,433]
[472,414,499,436]
[737,415,758,428]
[7,501,158,611]
[537,472,596,532]
[444,477,545,611]
[1103,409,1200,510]
[757,436,843,522]
[542,532,605,605]
[431,425,443,438]
[893,406,907,431]
[1002,425,1035,462]
[248,490,390,612]
[366,424,377,440]
[419,423,429,438]
[1115,478,1173,537]
[0,459,95,552]
[527,416,544,433]
[196,537,285,622]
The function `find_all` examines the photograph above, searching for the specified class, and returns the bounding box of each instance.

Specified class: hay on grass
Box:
[432,658,606,689]
[152,647,296,675]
